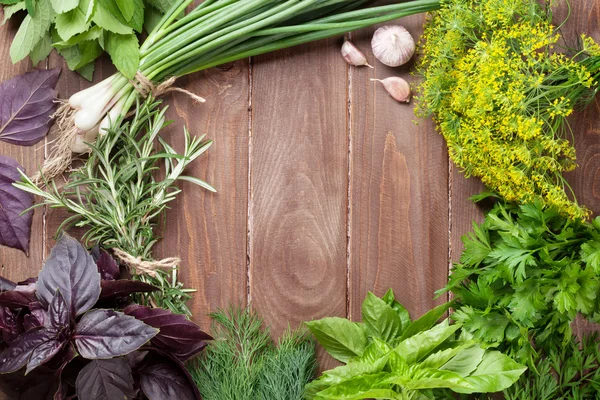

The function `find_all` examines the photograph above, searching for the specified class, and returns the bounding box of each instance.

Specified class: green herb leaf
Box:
[92,0,132,34]
[361,292,403,343]
[395,320,461,364]
[454,351,527,394]
[10,0,54,63]
[29,30,53,65]
[76,61,95,81]
[305,317,367,363]
[401,302,450,340]
[105,32,139,79]
[143,4,163,34]
[55,6,89,41]
[50,0,77,13]
[115,0,133,21]
[2,1,26,24]
[24,0,33,14]
[145,0,177,13]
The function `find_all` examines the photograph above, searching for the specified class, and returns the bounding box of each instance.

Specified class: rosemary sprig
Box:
[16,97,214,316]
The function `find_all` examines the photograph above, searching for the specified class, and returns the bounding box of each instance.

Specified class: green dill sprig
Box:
[15,96,215,316]
[188,307,317,400]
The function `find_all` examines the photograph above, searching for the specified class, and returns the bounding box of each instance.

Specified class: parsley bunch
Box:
[416,0,600,219]
[0,0,178,80]
[441,199,600,366]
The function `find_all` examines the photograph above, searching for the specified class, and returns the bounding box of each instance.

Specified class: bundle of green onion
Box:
[39,0,440,180]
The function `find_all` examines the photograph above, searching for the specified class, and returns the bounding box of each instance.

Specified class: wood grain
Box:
[348,14,449,323]
[0,15,46,283]
[155,64,250,330]
[249,41,349,370]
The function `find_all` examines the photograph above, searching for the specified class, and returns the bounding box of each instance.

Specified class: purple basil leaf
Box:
[23,313,43,332]
[74,309,158,359]
[0,156,33,254]
[125,350,148,369]
[0,328,54,373]
[48,291,69,330]
[17,277,37,285]
[139,359,199,400]
[0,68,60,146]
[92,247,119,281]
[75,358,135,400]
[26,337,65,374]
[0,289,36,308]
[37,234,101,317]
[0,306,20,342]
[124,305,211,361]
[99,280,158,301]
[0,364,58,400]
[0,276,16,292]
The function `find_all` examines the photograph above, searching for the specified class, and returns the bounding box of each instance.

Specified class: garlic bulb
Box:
[371,25,415,67]
[341,40,373,68]
[371,77,411,103]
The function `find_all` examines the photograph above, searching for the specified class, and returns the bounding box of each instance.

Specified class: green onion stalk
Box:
[38,0,440,181]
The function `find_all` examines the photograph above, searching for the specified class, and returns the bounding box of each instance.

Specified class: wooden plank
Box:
[249,41,349,369]
[155,65,250,330]
[0,16,46,283]
[348,15,449,322]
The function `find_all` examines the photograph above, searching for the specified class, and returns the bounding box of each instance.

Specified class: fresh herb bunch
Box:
[15,96,214,316]
[504,334,600,399]
[40,0,443,181]
[0,0,178,80]
[441,198,600,367]
[0,234,210,400]
[188,307,317,400]
[415,0,600,220]
[305,289,526,399]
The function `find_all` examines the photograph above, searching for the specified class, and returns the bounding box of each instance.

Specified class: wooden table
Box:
[1,1,599,375]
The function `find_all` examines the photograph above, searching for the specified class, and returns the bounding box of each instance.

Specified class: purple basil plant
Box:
[0,234,211,400]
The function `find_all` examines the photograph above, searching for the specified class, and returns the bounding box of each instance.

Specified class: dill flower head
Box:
[416,0,600,220]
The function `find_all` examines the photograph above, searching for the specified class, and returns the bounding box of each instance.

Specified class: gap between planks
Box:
[246,56,254,306]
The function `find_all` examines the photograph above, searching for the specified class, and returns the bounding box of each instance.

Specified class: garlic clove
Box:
[371,25,415,67]
[371,77,411,103]
[341,40,373,68]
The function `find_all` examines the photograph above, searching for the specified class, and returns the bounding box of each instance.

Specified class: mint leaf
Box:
[10,0,54,63]
[55,6,89,41]
[306,317,368,363]
[50,0,77,13]
[130,0,144,33]
[105,32,139,79]
[115,0,134,21]
[76,61,95,81]
[92,0,132,34]
[144,4,163,34]
[146,0,177,13]
[29,30,53,65]
[2,2,25,24]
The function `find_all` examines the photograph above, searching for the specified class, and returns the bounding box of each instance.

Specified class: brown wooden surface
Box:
[1,0,600,384]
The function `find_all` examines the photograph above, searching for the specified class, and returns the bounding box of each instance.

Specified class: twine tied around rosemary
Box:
[112,248,181,277]
[132,72,206,103]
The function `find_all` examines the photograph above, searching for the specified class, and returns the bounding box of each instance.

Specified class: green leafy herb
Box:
[305,289,526,399]
[15,96,214,316]
[1,0,178,79]
[504,334,600,400]
[188,307,317,400]
[442,199,600,366]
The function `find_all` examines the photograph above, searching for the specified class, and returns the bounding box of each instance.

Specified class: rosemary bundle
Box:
[16,97,214,315]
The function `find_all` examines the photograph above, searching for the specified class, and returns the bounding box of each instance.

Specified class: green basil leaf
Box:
[393,368,471,391]
[0,0,23,5]
[79,0,94,23]
[50,0,77,13]
[55,6,89,41]
[105,32,139,79]
[419,341,474,370]
[24,0,33,14]
[400,302,451,340]
[394,320,460,364]
[29,30,52,64]
[453,351,527,394]
[2,1,26,24]
[306,317,368,363]
[92,0,132,34]
[440,344,485,377]
[10,0,54,63]
[115,0,133,21]
[314,373,395,399]
[361,292,403,343]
